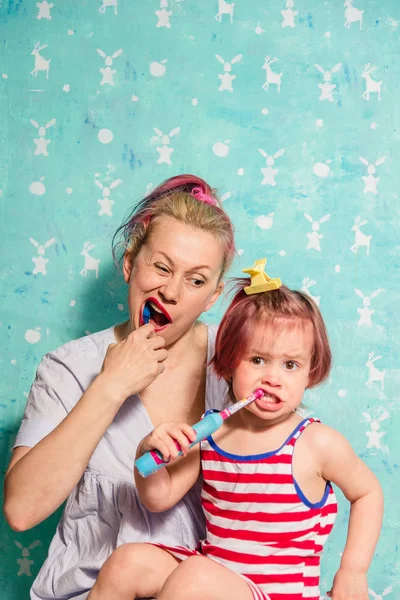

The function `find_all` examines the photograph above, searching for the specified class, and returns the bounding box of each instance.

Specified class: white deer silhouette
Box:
[14,541,41,577]
[362,409,389,452]
[281,0,298,28]
[350,216,372,255]
[368,586,393,600]
[359,156,386,194]
[152,127,180,164]
[362,63,382,101]
[315,63,342,102]
[99,0,117,15]
[258,148,285,186]
[215,0,235,23]
[29,237,56,275]
[31,42,51,79]
[262,56,283,93]
[365,352,385,390]
[304,213,331,251]
[95,179,122,216]
[30,118,56,156]
[215,54,242,92]
[301,277,320,306]
[354,288,384,326]
[344,0,364,30]
[80,242,100,279]
[97,48,123,86]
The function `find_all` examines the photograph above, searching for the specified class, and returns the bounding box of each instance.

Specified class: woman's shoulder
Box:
[47,326,116,361]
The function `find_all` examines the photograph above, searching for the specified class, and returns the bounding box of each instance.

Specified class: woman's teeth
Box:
[149,301,163,314]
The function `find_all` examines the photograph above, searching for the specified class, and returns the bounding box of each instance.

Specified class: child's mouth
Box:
[256,392,283,412]
[142,299,172,329]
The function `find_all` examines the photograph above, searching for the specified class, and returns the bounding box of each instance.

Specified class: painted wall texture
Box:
[1,0,399,598]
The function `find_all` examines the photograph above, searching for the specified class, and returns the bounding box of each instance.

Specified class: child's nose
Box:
[261,366,281,388]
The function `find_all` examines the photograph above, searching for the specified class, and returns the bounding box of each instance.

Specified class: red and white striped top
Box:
[155,418,338,600]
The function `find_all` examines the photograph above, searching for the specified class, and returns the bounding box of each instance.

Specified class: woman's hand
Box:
[327,568,369,599]
[99,323,168,404]
[137,421,197,462]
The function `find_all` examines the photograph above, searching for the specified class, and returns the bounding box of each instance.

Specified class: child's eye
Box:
[250,357,265,366]
[284,361,298,371]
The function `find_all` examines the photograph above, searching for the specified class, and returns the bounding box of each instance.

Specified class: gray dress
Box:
[13,324,228,600]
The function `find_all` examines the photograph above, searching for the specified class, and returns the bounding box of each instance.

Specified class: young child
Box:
[88,259,383,600]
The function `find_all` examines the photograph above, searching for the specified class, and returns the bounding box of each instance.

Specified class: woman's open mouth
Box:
[141,298,172,330]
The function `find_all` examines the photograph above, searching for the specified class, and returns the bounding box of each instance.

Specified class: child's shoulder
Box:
[301,420,351,455]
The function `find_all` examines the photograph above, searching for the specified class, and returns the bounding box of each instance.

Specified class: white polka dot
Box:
[313,162,330,178]
[370,122,377,130]
[98,128,113,144]
[335,264,341,273]
[237,168,244,175]
[255,24,264,35]
[29,181,46,196]
[237,249,244,256]
[117,303,124,311]
[324,31,331,38]
[2,73,8,79]
[316,119,324,127]
[131,95,139,102]
[255,214,274,230]
[63,84,70,93]
[191,98,198,106]
[150,61,167,77]
[279,250,287,256]
[69,300,76,307]
[338,389,347,397]
[25,328,41,344]
[212,141,231,158]
[68,29,75,35]
[261,108,269,115]
[11,359,17,365]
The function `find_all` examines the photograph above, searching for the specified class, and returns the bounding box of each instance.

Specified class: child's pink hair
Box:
[113,175,235,278]
[212,278,332,389]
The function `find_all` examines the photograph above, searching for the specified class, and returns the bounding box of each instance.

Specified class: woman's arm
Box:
[311,425,383,598]
[4,325,168,531]
[135,422,201,512]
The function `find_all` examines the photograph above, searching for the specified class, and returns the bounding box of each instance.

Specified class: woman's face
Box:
[123,217,225,346]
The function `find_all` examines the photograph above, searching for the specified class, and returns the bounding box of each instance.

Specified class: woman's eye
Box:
[285,361,298,371]
[188,277,205,287]
[155,263,169,273]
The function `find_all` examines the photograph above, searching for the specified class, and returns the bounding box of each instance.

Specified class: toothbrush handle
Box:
[135,412,223,478]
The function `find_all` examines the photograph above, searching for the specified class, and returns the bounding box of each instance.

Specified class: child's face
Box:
[231,319,314,425]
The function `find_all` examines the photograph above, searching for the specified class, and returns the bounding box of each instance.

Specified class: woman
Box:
[3,174,235,600]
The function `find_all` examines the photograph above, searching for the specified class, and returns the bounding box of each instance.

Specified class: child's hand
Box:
[327,568,369,599]
[138,422,197,462]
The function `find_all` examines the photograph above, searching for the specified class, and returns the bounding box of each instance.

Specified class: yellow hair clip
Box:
[242,258,282,295]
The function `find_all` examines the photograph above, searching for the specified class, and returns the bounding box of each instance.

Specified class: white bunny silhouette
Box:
[97,48,123,86]
[258,148,285,186]
[354,288,384,326]
[359,156,386,194]
[29,237,56,275]
[30,118,56,156]
[362,409,389,452]
[14,540,41,576]
[215,54,242,92]
[281,0,298,28]
[36,1,53,20]
[304,213,331,251]
[156,1,172,28]
[152,127,180,164]
[315,63,342,102]
[301,277,320,306]
[95,179,122,216]
[368,586,393,599]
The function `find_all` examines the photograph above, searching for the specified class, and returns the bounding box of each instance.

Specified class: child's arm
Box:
[311,424,383,598]
[134,422,201,512]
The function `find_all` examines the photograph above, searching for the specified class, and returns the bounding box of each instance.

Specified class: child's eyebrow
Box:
[248,348,307,359]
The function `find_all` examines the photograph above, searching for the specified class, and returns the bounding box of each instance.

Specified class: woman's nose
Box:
[159,279,181,304]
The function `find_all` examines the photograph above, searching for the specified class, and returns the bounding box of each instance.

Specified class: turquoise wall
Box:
[1,1,399,597]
